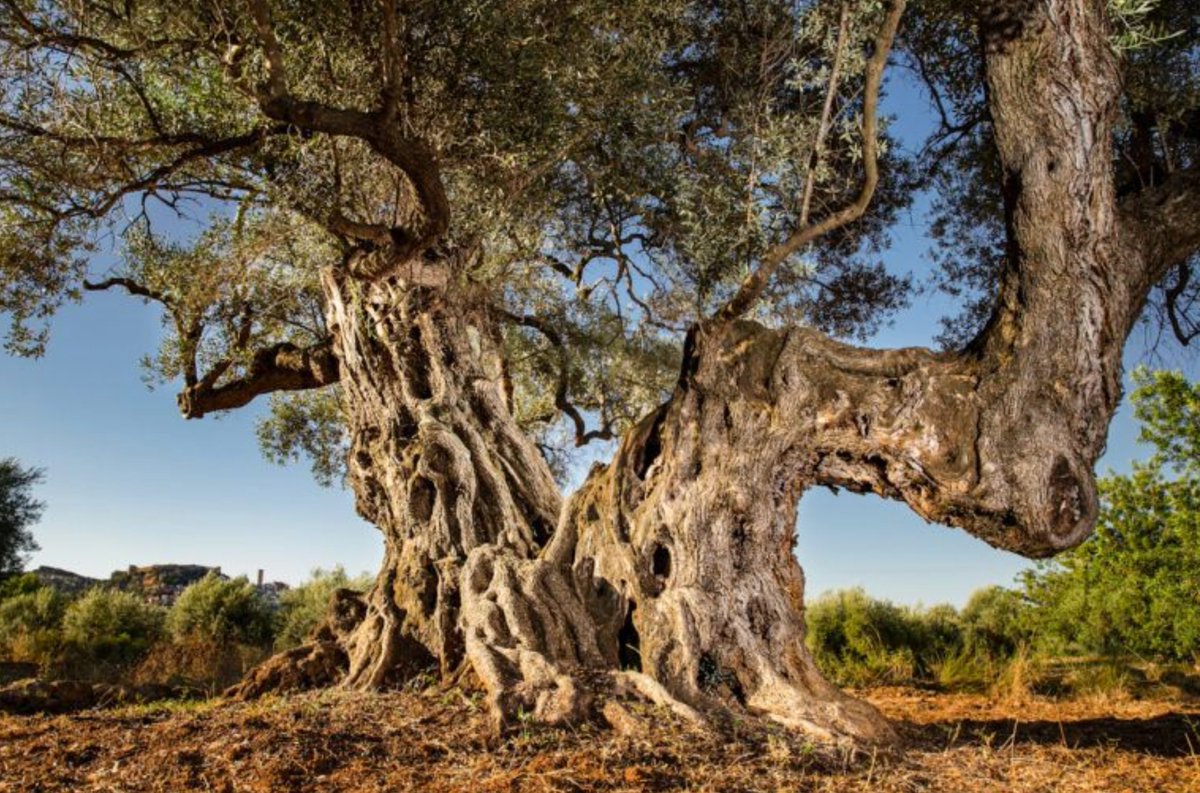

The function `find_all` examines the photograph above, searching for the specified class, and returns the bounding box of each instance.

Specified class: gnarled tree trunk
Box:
[233,0,1200,749]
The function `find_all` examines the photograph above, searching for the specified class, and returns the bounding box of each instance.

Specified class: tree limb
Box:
[681,0,1182,559]
[82,277,174,308]
[247,0,449,268]
[178,341,340,419]
[714,0,906,323]
[500,311,615,447]
[1119,165,1200,290]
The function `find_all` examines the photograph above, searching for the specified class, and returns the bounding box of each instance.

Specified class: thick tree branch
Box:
[177,341,340,419]
[677,0,1172,559]
[1119,165,1200,288]
[247,0,449,271]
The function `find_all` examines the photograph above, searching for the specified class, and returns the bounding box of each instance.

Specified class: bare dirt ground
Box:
[0,685,1197,792]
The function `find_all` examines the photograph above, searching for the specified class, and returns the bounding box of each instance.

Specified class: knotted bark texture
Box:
[234,260,564,697]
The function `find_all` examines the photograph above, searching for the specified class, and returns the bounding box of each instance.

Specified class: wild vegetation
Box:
[0,568,370,694]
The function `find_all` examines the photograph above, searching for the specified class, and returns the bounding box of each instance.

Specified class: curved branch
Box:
[500,311,615,447]
[178,341,340,419]
[1163,263,1199,347]
[247,0,449,268]
[83,277,174,308]
[715,0,906,323]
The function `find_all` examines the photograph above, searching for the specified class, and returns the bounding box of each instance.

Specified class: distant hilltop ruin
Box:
[31,564,288,607]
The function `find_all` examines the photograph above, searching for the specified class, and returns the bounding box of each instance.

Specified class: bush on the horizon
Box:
[166,574,275,647]
[804,587,963,686]
[0,572,44,602]
[0,586,68,670]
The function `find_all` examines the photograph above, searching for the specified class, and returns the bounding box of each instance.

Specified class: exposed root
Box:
[610,670,704,724]
[226,641,347,699]
[459,545,624,731]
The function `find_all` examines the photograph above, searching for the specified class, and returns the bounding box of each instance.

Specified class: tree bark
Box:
[234,257,566,697]
[233,0,1198,749]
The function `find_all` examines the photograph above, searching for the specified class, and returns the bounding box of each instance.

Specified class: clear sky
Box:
[2,69,1194,607]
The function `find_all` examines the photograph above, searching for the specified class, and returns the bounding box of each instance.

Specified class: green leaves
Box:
[256,389,348,488]
[1109,0,1183,53]
[1018,370,1200,661]
[1130,367,1200,475]
[0,1,957,480]
[0,457,43,577]
[166,573,275,647]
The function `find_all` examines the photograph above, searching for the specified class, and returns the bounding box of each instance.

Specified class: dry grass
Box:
[0,684,1198,792]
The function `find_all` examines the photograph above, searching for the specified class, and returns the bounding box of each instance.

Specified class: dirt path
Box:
[0,687,1196,791]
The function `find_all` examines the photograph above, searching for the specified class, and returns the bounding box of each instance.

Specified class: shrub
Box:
[275,566,372,650]
[805,588,964,686]
[166,574,274,647]
[0,572,44,602]
[960,585,1031,659]
[0,586,68,668]
[915,604,965,663]
[61,588,165,671]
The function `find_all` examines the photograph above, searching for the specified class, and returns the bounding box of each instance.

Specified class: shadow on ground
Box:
[903,712,1200,758]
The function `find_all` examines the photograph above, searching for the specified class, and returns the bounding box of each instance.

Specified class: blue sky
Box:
[2,69,1193,607]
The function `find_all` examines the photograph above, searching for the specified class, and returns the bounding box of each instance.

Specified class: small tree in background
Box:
[61,589,165,674]
[167,574,274,648]
[0,458,43,577]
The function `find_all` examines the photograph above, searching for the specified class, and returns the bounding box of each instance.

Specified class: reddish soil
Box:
[0,686,1197,791]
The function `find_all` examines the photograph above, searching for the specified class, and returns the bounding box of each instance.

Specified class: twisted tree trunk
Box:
[233,0,1200,748]
[235,255,565,696]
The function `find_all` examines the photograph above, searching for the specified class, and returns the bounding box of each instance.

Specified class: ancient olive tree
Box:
[2,0,1199,745]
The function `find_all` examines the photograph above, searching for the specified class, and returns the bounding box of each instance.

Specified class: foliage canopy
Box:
[0,458,43,576]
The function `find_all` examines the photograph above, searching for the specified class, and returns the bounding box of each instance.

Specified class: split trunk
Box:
[233,0,1175,747]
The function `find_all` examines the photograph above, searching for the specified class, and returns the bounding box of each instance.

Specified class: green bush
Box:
[805,588,965,686]
[275,566,372,650]
[960,585,1031,659]
[0,572,44,602]
[61,588,165,670]
[166,574,274,647]
[0,586,68,667]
